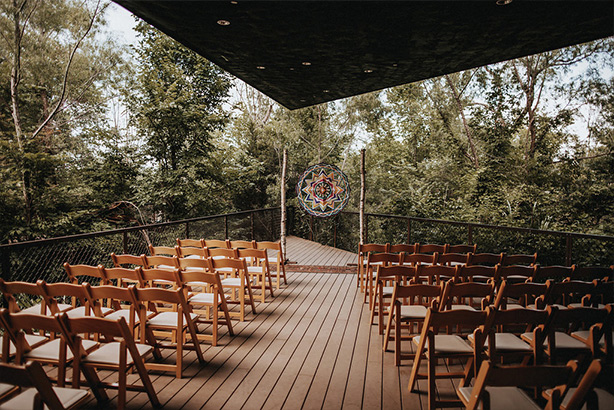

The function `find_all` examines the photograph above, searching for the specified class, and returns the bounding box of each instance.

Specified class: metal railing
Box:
[290,208,614,267]
[0,208,280,283]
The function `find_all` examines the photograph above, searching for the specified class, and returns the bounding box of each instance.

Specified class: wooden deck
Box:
[81,238,464,410]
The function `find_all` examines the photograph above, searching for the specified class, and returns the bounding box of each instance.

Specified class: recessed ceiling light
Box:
[392,63,398,67]
[256,66,266,70]
[300,99,306,102]
[221,55,229,62]
[217,19,230,26]
[496,0,512,5]
[230,1,238,4]
[364,69,373,73]
[289,68,295,71]
[302,61,311,66]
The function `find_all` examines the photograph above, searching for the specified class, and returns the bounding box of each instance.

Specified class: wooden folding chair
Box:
[175,264,234,346]
[384,281,443,365]
[0,360,90,410]
[131,286,205,378]
[57,313,160,409]
[570,304,613,364]
[210,257,256,321]
[203,239,231,249]
[502,252,538,266]
[364,252,401,305]
[238,248,274,303]
[491,280,548,310]
[0,279,66,315]
[369,265,416,334]
[439,279,495,312]
[99,266,145,288]
[0,309,98,387]
[435,252,468,267]
[445,243,477,254]
[37,281,104,319]
[533,265,576,283]
[572,266,613,282]
[540,280,596,309]
[230,240,256,250]
[357,243,389,291]
[401,252,436,266]
[256,241,287,290]
[458,359,588,410]
[456,264,498,283]
[177,246,207,259]
[408,308,488,410]
[63,263,106,286]
[389,243,418,254]
[110,253,146,269]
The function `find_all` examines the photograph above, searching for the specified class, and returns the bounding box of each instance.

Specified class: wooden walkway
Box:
[80,239,464,409]
[284,236,357,272]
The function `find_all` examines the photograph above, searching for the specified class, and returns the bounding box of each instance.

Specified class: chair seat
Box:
[156,264,176,270]
[468,333,532,351]
[413,334,474,354]
[148,311,198,328]
[381,286,394,296]
[548,387,614,410]
[450,304,477,311]
[105,309,155,324]
[8,334,48,356]
[25,338,98,362]
[20,303,73,315]
[189,293,227,304]
[65,306,113,318]
[521,331,590,349]
[247,266,265,274]
[571,330,613,347]
[399,305,428,320]
[184,267,206,272]
[82,342,152,366]
[185,255,202,260]
[457,386,541,410]
[0,386,89,409]
[0,383,15,398]
[217,267,234,273]
[221,278,242,287]
[568,303,606,309]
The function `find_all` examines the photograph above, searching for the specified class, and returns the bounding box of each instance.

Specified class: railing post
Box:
[1,248,10,280]
[250,212,255,240]
[468,224,473,244]
[565,234,572,266]
[224,215,229,239]
[407,218,411,244]
[185,221,190,240]
[333,215,338,248]
[123,232,128,254]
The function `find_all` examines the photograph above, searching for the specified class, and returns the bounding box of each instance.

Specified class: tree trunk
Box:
[280,148,287,258]
[359,148,366,245]
[445,75,479,169]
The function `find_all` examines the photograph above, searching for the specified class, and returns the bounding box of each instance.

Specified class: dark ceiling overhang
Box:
[115,1,614,110]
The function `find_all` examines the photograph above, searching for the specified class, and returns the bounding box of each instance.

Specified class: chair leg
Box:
[428,352,436,410]
[383,301,396,352]
[395,312,402,366]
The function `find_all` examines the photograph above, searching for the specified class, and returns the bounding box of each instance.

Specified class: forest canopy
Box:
[1,0,613,243]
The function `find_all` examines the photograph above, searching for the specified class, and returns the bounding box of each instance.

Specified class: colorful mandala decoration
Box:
[296,163,350,217]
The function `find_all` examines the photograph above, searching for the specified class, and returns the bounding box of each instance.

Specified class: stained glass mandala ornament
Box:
[296,163,350,217]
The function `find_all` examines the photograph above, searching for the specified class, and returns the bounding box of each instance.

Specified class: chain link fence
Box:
[0,208,280,283]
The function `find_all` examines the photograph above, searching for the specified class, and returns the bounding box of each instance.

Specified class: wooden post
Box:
[468,225,473,244]
[224,215,229,239]
[359,148,366,245]
[280,149,287,258]
[185,221,190,240]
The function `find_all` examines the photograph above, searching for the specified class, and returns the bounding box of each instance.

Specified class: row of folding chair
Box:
[0,279,207,377]
[406,304,613,409]
[0,308,161,409]
[172,238,288,290]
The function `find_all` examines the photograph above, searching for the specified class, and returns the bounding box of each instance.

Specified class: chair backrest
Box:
[466,252,505,266]
[63,263,105,285]
[534,265,576,282]
[543,279,596,307]
[256,241,284,261]
[587,280,614,307]
[502,253,537,266]
[394,282,442,306]
[148,245,178,257]
[358,243,389,254]
[494,264,537,282]
[110,253,146,268]
[176,257,210,271]
[175,269,221,289]
[207,247,238,259]
[374,265,416,282]
[209,257,247,272]
[456,265,497,282]
[142,255,179,269]
[0,309,64,354]
[401,252,436,265]
[573,266,613,282]
[414,264,458,284]
[445,243,477,254]
[425,307,488,331]
[492,280,548,309]
[417,243,446,254]
[389,243,418,253]
[176,238,204,248]
[203,239,230,249]
[435,252,468,266]
[137,267,179,285]
[237,248,268,263]
[82,283,137,319]
[177,246,207,258]
[0,279,45,314]
[366,252,401,266]
[440,280,495,311]
[231,240,256,249]
[0,361,70,409]
[37,281,88,314]
[100,266,144,287]
[57,311,133,345]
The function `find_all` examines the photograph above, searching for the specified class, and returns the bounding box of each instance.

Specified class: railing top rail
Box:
[1,207,280,251]
[340,210,614,242]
